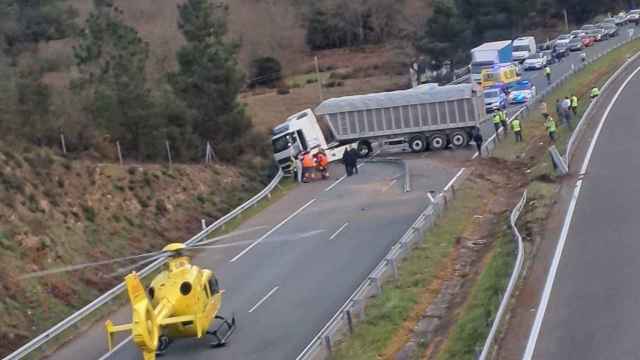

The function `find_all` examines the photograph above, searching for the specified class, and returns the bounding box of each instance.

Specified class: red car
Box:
[581,35,595,47]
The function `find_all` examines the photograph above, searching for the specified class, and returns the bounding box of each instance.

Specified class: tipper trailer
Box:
[272,83,487,173]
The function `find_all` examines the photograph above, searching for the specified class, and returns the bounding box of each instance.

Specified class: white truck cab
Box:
[512,36,536,63]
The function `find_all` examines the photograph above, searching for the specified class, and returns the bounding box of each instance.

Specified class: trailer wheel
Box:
[408,135,427,153]
[449,131,469,149]
[357,141,372,158]
[429,134,447,151]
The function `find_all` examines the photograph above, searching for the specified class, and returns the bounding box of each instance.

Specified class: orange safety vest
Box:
[317,154,328,167]
[302,154,314,168]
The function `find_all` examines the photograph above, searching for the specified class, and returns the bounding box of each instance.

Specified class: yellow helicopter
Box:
[105,243,235,360]
[22,240,237,360]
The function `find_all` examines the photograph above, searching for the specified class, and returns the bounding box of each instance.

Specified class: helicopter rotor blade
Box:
[105,253,169,278]
[19,250,167,280]
[193,225,268,246]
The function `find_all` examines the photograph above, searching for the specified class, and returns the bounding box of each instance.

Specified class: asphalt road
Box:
[48,157,459,360]
[527,60,640,358]
[41,26,639,360]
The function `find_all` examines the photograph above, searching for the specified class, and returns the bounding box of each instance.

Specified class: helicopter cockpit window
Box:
[180,281,192,296]
[209,277,220,295]
[148,286,155,300]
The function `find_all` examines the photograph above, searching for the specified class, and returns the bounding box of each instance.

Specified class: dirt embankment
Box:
[0,145,269,357]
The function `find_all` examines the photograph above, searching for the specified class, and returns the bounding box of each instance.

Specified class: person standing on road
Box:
[472,128,484,157]
[342,147,354,176]
[561,96,573,129]
[492,111,502,137]
[499,109,508,134]
[544,113,557,142]
[349,148,360,175]
[570,94,579,115]
[511,117,523,142]
[591,87,600,99]
[544,65,552,84]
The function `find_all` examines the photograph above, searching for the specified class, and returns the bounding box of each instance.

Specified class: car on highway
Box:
[580,34,595,47]
[523,52,548,70]
[567,37,584,51]
[507,80,536,104]
[598,23,619,37]
[584,29,605,41]
[541,50,557,65]
[614,14,627,26]
[554,34,574,47]
[570,30,586,38]
[553,42,571,58]
[483,86,508,112]
[627,9,640,25]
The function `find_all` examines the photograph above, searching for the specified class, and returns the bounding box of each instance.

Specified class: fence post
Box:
[324,335,332,354]
[116,141,123,166]
[60,132,67,154]
[346,309,354,334]
[387,258,398,280]
[166,140,173,170]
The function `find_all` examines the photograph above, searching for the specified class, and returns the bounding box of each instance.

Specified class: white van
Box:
[512,36,536,62]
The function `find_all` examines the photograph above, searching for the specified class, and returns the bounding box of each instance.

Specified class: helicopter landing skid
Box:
[208,313,236,348]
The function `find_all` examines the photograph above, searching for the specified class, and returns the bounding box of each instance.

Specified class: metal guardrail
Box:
[367,157,411,192]
[478,190,527,360]
[3,168,284,360]
[296,168,468,360]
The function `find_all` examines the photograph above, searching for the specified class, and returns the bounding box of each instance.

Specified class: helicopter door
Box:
[208,277,220,295]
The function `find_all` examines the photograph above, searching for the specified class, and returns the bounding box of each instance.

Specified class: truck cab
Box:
[271,109,327,173]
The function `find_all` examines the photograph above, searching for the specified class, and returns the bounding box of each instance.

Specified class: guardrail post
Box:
[387,258,398,280]
[201,219,206,230]
[369,276,382,295]
[346,309,354,334]
[451,184,456,198]
[324,335,332,354]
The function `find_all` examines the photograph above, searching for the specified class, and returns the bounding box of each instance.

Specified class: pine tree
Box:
[416,0,467,70]
[170,0,253,161]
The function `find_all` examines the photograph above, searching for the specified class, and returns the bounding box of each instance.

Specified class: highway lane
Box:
[48,158,459,360]
[525,62,640,359]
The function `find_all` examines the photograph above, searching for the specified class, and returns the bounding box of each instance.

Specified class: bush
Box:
[277,85,291,95]
[325,80,344,88]
[249,56,282,88]
[306,77,318,84]
[82,205,96,222]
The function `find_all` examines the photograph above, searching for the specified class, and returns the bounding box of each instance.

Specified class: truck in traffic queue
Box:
[511,36,537,62]
[271,83,487,174]
[470,40,513,83]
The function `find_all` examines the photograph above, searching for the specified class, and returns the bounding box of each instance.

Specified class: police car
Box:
[508,80,536,104]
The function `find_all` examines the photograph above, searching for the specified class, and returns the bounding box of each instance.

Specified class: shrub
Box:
[306,77,318,84]
[82,205,96,222]
[249,56,282,88]
[325,80,344,88]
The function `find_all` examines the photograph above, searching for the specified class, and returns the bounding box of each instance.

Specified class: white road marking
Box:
[427,192,435,202]
[324,175,347,192]
[443,168,465,192]
[248,286,279,313]
[329,222,350,240]
[230,198,317,262]
[523,65,640,360]
[97,335,132,360]
[471,151,479,159]
[382,179,398,192]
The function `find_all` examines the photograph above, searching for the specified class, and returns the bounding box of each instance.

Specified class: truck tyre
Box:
[357,141,372,158]
[408,135,427,153]
[449,131,469,149]
[429,134,447,151]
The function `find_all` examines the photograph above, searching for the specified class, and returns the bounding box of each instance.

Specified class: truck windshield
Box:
[512,45,530,52]
[272,134,295,153]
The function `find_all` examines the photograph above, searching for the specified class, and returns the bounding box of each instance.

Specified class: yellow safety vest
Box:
[500,111,507,121]
[545,118,556,133]
[591,87,600,97]
[511,119,521,132]
[544,67,551,75]
[571,96,578,107]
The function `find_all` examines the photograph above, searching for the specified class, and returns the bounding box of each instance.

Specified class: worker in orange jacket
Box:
[315,150,329,179]
[301,151,315,183]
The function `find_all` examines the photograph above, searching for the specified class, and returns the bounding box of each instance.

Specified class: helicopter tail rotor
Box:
[207,313,236,348]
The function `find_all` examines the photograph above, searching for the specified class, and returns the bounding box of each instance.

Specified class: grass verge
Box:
[332,183,483,360]
[436,218,515,360]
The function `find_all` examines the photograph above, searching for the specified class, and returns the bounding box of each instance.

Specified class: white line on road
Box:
[523,65,640,360]
[248,286,279,313]
[444,168,466,192]
[329,222,350,240]
[97,335,132,360]
[230,198,317,262]
[324,174,347,192]
[382,179,398,192]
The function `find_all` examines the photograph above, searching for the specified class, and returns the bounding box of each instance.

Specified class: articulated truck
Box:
[271,83,487,173]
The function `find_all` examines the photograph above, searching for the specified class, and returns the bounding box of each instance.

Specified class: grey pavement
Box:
[531,60,640,359]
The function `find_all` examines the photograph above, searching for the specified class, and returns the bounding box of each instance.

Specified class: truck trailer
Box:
[272,83,487,173]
